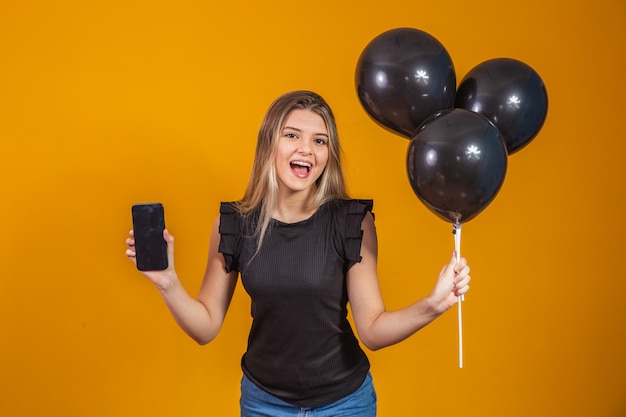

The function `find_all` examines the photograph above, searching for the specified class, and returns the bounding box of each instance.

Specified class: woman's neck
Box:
[272,190,318,224]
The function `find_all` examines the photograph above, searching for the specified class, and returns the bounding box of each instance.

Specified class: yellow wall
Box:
[1,0,624,416]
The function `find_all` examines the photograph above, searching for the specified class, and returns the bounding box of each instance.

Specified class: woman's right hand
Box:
[125,215,239,345]
[126,229,179,290]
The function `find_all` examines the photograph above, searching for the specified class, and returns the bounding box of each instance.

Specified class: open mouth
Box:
[290,161,312,176]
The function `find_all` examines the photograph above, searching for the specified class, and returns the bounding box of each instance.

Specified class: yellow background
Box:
[1,0,624,416]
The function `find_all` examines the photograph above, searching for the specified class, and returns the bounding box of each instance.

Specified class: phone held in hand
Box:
[131,203,168,271]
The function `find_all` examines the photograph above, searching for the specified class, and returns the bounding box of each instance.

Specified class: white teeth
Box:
[291,161,312,168]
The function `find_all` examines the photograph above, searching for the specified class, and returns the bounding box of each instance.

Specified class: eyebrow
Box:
[283,126,329,137]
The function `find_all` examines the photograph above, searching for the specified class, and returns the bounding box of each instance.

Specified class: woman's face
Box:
[274,109,329,197]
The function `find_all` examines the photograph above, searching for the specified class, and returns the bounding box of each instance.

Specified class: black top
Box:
[218,199,373,407]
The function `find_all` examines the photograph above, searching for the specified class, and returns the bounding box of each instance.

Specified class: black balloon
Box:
[407,109,508,224]
[356,27,456,138]
[455,58,548,154]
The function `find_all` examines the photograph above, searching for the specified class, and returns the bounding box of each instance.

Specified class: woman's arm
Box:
[126,215,238,345]
[347,212,470,351]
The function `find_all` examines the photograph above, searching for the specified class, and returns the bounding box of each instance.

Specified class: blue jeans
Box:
[240,372,377,417]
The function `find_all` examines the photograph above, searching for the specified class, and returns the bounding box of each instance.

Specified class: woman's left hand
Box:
[428,252,471,314]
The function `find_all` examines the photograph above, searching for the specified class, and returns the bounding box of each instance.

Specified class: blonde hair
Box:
[237,90,349,249]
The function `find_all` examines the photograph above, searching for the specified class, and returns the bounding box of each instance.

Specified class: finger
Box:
[163,229,175,254]
[163,228,174,244]
[441,252,460,277]
[455,284,470,296]
[453,258,468,273]
[450,251,457,264]
[126,237,135,247]
[447,252,458,271]
[129,229,134,237]
[163,229,175,268]
[455,274,471,288]
[125,248,136,258]
[455,265,470,277]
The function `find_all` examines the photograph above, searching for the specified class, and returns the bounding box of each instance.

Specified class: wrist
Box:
[423,294,448,317]
[154,271,180,294]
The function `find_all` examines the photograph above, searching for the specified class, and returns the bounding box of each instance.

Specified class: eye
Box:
[282,130,300,140]
[314,137,328,145]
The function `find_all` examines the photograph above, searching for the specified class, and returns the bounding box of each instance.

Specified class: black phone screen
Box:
[131,203,168,271]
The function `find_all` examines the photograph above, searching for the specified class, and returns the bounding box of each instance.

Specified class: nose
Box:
[298,139,312,155]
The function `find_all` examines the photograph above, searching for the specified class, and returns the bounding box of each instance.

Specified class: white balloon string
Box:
[454,223,465,302]
[453,223,463,369]
[458,293,463,369]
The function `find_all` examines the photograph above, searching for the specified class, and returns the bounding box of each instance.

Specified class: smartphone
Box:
[131,203,168,271]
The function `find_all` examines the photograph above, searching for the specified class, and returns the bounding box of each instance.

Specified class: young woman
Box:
[126,90,471,416]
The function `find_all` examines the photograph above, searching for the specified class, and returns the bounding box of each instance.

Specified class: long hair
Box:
[237,90,349,250]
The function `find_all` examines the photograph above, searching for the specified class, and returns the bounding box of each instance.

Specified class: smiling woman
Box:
[274,109,330,206]
[1,0,624,415]
[124,90,471,416]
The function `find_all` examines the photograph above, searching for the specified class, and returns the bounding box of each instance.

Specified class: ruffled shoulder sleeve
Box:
[218,202,240,273]
[341,199,374,272]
